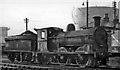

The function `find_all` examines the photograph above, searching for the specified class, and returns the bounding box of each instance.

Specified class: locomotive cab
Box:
[34,27,63,52]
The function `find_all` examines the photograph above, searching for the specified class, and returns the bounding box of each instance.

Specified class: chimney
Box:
[93,16,101,27]
[103,13,109,22]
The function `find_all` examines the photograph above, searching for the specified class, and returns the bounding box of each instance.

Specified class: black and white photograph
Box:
[0,0,120,70]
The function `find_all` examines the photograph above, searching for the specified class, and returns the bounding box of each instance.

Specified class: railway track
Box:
[1,61,120,70]
[0,63,52,69]
[1,55,120,70]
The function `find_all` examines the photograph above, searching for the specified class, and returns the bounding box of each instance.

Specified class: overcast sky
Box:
[0,0,119,35]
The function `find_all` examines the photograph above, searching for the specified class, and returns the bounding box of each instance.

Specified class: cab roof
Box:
[34,27,63,31]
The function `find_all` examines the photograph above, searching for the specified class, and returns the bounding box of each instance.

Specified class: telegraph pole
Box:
[86,0,89,28]
[24,18,29,31]
[113,1,116,28]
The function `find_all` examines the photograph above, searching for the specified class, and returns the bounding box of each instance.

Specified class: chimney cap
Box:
[93,16,101,18]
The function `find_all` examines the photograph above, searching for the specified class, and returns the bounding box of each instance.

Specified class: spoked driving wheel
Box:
[58,55,68,66]
[76,54,92,66]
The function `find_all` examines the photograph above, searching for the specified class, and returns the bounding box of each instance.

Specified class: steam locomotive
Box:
[4,16,109,67]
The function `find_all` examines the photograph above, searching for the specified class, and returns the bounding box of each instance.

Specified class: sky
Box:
[0,0,120,35]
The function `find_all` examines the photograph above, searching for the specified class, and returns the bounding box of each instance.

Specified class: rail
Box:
[1,61,120,70]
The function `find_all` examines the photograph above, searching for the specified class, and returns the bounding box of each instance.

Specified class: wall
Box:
[0,27,9,58]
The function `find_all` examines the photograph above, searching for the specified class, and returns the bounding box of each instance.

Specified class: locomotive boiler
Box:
[4,16,108,67]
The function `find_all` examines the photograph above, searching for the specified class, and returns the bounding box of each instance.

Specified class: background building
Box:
[72,6,119,30]
[111,1,120,47]
[0,27,9,56]
[118,1,120,46]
